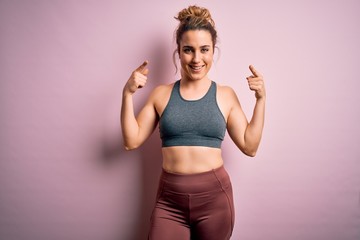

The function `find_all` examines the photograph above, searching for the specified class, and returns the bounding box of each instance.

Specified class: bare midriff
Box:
[161,146,224,174]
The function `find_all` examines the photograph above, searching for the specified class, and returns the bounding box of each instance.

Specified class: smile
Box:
[189,65,205,71]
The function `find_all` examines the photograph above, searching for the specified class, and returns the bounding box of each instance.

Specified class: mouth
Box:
[189,64,205,72]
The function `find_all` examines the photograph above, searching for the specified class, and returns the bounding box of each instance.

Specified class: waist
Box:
[160,165,231,194]
[161,146,223,174]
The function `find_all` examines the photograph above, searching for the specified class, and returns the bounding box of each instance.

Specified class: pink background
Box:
[1,0,359,239]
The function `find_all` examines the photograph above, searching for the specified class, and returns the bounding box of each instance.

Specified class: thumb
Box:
[142,68,149,76]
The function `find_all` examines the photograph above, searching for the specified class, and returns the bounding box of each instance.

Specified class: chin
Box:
[184,69,209,81]
[193,75,207,81]
[185,74,205,81]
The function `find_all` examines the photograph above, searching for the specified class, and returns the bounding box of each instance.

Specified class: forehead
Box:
[180,30,213,47]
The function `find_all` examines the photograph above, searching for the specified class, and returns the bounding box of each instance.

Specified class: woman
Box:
[121,5,265,240]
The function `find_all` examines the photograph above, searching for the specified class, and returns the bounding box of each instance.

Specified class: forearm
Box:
[120,92,140,149]
[244,97,266,156]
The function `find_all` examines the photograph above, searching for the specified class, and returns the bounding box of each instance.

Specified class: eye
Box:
[201,48,210,53]
[183,48,192,53]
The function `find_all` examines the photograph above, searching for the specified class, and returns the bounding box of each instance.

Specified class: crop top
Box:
[159,80,226,148]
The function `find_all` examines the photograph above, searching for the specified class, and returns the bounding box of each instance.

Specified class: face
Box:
[179,30,214,82]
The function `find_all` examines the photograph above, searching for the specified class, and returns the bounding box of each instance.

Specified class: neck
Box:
[180,73,210,88]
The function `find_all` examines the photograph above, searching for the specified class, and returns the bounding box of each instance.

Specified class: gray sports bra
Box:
[159,80,226,148]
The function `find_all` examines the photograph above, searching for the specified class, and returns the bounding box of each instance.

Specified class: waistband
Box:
[160,165,230,194]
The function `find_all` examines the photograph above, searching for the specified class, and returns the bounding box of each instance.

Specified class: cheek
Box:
[180,54,190,65]
[205,55,214,65]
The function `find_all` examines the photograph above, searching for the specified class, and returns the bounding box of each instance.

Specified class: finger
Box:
[248,82,264,91]
[248,78,263,86]
[134,71,148,80]
[137,79,147,88]
[247,77,263,83]
[248,80,259,86]
[135,60,149,72]
[247,76,263,83]
[248,84,262,91]
[142,68,149,76]
[249,65,261,77]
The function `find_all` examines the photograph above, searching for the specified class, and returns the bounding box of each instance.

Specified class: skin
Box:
[121,30,266,174]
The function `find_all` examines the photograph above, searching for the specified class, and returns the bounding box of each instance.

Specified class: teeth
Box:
[190,65,203,70]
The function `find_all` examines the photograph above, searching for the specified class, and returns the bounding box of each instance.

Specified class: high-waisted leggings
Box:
[148,165,234,240]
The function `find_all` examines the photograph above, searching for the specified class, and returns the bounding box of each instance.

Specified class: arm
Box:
[121,61,158,150]
[227,65,266,157]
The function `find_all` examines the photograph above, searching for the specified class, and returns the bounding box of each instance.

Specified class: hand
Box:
[246,65,265,99]
[123,61,149,95]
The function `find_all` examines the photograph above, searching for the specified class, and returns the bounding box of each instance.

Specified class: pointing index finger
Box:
[249,65,261,77]
[136,60,149,72]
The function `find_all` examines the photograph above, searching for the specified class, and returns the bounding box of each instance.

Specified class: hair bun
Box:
[175,5,215,27]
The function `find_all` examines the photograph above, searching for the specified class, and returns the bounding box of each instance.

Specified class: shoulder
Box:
[153,82,174,94]
[149,82,174,100]
[215,82,239,101]
[147,82,176,114]
[151,83,175,97]
[215,82,241,119]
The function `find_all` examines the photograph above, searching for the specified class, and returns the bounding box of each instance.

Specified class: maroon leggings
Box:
[148,165,234,240]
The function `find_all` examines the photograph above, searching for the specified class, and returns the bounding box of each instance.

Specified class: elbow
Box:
[122,135,142,150]
[241,146,258,157]
[124,145,138,151]
[240,141,261,157]
[123,141,140,151]
[245,150,257,157]
[124,145,135,151]
[239,148,257,157]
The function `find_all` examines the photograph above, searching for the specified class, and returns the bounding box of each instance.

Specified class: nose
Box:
[192,51,201,63]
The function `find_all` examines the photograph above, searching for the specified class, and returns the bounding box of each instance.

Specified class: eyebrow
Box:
[182,45,211,49]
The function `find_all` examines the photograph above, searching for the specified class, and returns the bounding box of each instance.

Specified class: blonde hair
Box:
[173,5,218,72]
